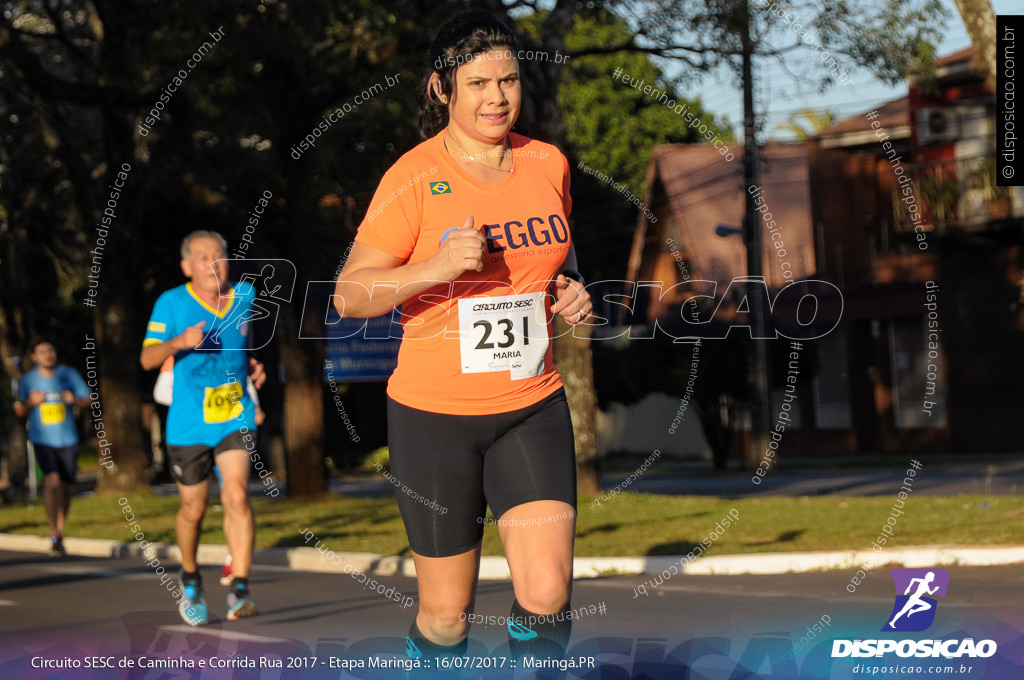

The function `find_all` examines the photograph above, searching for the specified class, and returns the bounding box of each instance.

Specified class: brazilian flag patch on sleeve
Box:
[430,181,452,195]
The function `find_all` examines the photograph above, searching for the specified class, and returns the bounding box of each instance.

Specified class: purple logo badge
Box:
[881,568,949,632]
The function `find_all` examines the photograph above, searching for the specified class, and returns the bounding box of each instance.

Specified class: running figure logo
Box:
[882,568,949,632]
[202,258,296,351]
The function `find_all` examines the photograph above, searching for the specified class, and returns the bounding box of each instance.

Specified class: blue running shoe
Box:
[226,585,259,621]
[48,534,66,558]
[178,572,208,626]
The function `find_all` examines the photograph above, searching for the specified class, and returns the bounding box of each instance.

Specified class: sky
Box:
[683,0,1021,142]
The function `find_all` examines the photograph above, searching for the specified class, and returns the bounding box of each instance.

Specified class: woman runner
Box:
[335,9,592,663]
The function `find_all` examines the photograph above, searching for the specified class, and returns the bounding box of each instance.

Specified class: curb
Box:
[3,534,1023,579]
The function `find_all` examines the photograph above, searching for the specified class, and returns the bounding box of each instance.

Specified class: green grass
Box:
[1,491,1019,558]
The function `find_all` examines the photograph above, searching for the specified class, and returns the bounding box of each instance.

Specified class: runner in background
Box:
[335,10,592,664]
[13,340,91,557]
[153,355,265,586]
[140,230,265,625]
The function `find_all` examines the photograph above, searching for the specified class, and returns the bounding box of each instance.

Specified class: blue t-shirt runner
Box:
[15,341,91,557]
[143,281,257,446]
[140,231,262,627]
[19,365,89,448]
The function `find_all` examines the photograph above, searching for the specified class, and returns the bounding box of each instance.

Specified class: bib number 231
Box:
[458,292,548,380]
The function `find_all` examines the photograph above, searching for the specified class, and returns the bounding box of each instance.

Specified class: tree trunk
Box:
[552,318,600,495]
[4,426,28,503]
[953,0,998,91]
[512,0,602,495]
[0,224,32,501]
[94,296,150,493]
[94,25,152,493]
[278,306,327,497]
[277,158,328,497]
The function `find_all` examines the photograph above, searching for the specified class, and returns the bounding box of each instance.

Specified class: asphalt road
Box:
[1,549,1021,679]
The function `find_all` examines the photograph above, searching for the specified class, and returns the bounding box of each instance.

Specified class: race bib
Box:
[457,292,549,380]
[40,402,66,426]
[203,381,244,424]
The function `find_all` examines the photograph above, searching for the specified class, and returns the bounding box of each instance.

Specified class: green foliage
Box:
[772,108,836,141]
[361,446,391,470]
[517,6,734,280]
[0,0,474,491]
[560,9,735,198]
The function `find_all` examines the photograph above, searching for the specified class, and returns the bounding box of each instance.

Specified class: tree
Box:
[508,4,733,493]
[772,107,835,141]
[0,0,950,499]
[1,1,152,492]
[0,0,461,496]
[557,6,734,277]
[513,0,947,475]
[952,0,997,91]
[606,0,947,90]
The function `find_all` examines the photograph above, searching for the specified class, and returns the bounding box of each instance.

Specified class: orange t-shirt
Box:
[355,131,572,415]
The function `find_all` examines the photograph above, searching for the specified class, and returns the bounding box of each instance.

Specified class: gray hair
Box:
[180,230,228,259]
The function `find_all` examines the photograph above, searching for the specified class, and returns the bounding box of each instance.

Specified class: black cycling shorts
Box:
[167,431,248,486]
[386,388,577,558]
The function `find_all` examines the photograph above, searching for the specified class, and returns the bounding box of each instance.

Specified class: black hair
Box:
[417,10,519,139]
[28,338,55,354]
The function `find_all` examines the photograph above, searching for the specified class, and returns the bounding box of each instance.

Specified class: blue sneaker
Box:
[48,534,66,558]
[178,572,208,626]
[226,585,259,621]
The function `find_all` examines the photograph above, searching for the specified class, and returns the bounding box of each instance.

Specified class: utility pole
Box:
[741,0,772,470]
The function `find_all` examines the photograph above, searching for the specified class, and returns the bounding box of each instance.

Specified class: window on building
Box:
[889,317,947,428]
[813,332,852,429]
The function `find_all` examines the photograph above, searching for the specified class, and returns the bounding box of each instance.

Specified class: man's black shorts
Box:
[34,444,78,484]
[167,431,249,486]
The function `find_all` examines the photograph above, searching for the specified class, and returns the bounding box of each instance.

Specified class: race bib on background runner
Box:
[458,292,548,380]
[39,401,66,426]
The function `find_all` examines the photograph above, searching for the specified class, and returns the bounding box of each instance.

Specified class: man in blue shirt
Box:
[14,340,91,557]
[140,230,266,626]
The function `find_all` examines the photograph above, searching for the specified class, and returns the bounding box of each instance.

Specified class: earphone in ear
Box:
[428,75,448,105]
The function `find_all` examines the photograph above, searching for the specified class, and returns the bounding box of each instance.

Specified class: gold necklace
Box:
[445,129,514,173]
